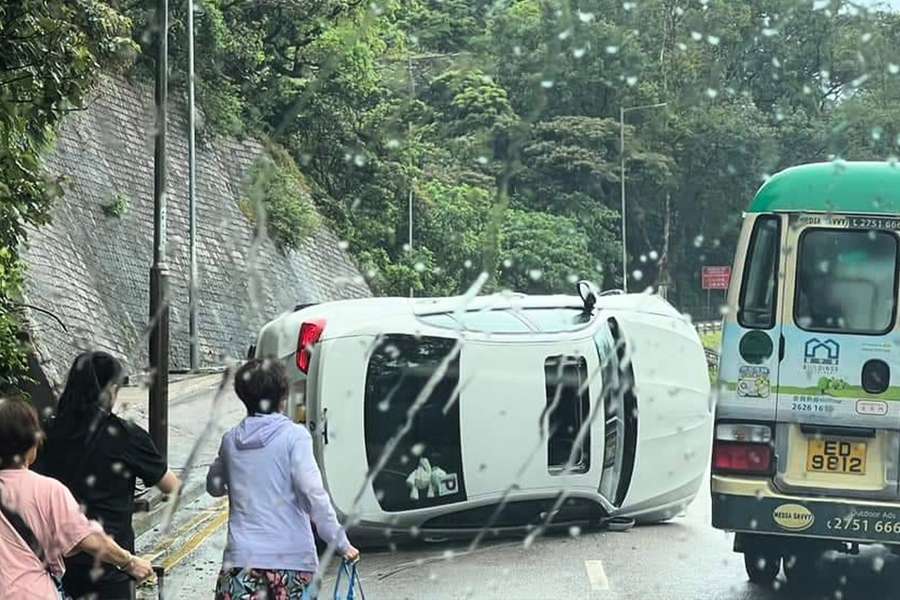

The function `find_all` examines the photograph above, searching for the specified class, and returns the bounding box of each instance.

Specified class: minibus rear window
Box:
[545,355,590,474]
[738,215,780,329]
[364,335,466,512]
[794,229,898,334]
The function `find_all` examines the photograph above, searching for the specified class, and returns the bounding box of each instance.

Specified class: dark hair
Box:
[0,398,44,469]
[57,351,125,417]
[234,359,289,415]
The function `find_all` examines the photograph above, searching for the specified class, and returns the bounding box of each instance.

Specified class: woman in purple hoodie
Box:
[207,359,359,599]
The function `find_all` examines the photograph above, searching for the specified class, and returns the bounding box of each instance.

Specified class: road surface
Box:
[140,484,900,599]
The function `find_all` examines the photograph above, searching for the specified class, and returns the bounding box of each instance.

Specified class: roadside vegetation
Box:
[4,0,900,387]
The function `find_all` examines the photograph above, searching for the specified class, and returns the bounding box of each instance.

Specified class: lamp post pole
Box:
[619,101,667,294]
[187,0,199,370]
[149,0,170,461]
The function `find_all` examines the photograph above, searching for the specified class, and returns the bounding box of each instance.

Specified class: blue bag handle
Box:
[333,559,365,600]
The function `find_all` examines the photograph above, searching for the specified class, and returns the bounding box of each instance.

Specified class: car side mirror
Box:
[577,280,599,312]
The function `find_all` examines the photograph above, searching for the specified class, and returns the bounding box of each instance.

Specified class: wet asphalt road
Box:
[144,485,900,600]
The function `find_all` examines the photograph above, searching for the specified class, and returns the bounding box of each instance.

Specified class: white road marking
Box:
[584,559,610,591]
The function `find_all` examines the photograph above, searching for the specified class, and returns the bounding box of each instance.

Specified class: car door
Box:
[458,337,606,505]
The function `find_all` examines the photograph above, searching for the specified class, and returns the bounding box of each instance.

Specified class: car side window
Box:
[545,355,590,474]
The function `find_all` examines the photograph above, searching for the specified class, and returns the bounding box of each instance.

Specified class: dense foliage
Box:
[0,0,134,390]
[137,0,900,308]
[5,0,900,384]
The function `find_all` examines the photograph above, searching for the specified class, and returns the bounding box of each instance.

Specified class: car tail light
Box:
[296,319,326,374]
[712,441,773,474]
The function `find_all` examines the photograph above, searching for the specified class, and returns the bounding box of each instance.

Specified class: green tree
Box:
[0,0,134,390]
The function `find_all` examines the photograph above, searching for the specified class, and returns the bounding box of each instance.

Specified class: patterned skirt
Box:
[214,567,313,600]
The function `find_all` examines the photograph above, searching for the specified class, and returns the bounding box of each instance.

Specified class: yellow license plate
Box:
[806,438,867,475]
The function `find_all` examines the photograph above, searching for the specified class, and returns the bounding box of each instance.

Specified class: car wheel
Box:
[744,550,781,585]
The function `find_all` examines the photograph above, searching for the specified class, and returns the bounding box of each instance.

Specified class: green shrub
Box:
[241,146,321,251]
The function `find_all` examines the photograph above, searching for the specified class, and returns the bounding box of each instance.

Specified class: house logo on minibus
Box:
[803,339,840,375]
[773,503,815,532]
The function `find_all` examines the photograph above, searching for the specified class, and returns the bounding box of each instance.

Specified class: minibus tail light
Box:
[712,441,773,475]
[716,423,772,444]
[297,319,326,374]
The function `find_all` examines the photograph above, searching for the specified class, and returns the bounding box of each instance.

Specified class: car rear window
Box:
[364,335,466,512]
[794,229,898,334]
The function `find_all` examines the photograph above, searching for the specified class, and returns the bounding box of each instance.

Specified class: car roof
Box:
[748,161,900,215]
[256,292,686,359]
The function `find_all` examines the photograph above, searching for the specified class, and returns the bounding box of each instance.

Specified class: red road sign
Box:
[701,266,731,290]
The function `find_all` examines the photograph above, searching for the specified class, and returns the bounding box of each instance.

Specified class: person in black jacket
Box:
[37,351,180,600]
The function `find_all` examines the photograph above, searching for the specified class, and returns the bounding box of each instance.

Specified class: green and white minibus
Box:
[712,161,900,585]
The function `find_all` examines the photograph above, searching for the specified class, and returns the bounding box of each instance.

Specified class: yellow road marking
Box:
[161,505,228,571]
[138,498,228,585]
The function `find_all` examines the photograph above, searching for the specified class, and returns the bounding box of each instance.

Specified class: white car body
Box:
[254,291,712,541]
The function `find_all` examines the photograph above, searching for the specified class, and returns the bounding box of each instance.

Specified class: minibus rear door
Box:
[773,213,900,500]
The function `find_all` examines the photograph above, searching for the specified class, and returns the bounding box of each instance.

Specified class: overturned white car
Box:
[253,284,712,542]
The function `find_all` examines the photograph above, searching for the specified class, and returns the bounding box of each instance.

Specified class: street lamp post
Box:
[619,102,667,293]
[187,0,199,370]
[149,0,170,461]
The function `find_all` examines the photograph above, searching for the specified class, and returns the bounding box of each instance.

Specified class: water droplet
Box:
[502,259,513,268]
[476,156,489,165]
[558,28,572,40]
[414,262,425,273]
[705,88,718,98]
[861,32,873,43]
[464,259,473,268]
[626,76,638,86]
[873,555,885,573]
[649,250,659,261]
[690,31,703,41]
[605,46,619,55]
[513,46,522,56]
[889,64,900,75]
[386,139,401,149]
[762,28,778,37]
[573,47,587,58]
[529,269,543,281]
[569,525,582,538]
[707,35,720,46]
[632,270,643,281]
[354,154,367,167]
[813,0,829,9]
[411,443,425,456]
[541,80,555,89]
[577,10,594,22]
[338,240,349,250]
[693,234,704,247]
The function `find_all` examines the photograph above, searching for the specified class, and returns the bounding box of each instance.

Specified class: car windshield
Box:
[6,0,900,598]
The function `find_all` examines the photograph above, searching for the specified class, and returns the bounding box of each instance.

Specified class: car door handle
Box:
[778,334,785,362]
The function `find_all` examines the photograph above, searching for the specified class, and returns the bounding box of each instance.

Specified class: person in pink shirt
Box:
[0,397,153,599]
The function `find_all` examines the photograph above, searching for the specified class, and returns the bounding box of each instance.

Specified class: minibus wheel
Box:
[743,550,781,585]
[782,550,819,586]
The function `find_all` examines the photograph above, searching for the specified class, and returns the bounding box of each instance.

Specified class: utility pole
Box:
[408,54,415,298]
[149,0,170,461]
[619,106,626,293]
[619,101,667,294]
[187,0,199,370]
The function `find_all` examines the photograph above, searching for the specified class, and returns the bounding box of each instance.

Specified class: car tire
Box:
[744,550,781,585]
